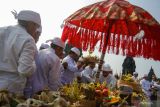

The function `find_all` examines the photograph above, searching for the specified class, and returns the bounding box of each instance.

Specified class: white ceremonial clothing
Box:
[140,79,152,97]
[32,48,62,92]
[74,67,83,77]
[99,73,117,90]
[81,66,95,83]
[132,76,139,82]
[0,25,37,94]
[154,83,160,89]
[61,55,78,84]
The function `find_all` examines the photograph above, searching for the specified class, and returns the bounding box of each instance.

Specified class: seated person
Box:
[81,60,96,83]
[99,64,117,90]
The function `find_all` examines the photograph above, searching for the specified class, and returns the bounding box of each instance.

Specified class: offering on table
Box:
[118,74,142,92]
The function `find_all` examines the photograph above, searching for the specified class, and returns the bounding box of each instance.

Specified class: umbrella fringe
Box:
[61,24,160,61]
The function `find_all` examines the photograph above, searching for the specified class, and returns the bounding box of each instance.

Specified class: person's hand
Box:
[62,62,68,69]
[77,62,84,69]
[77,76,82,82]
[82,64,87,69]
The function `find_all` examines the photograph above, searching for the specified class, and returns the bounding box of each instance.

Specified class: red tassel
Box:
[115,34,120,55]
[61,26,69,42]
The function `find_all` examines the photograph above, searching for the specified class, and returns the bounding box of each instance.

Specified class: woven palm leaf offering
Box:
[60,81,99,107]
[83,54,99,66]
[0,89,27,107]
[59,80,85,104]
[33,88,59,103]
[117,74,149,106]
[0,89,11,107]
[117,74,141,92]
[94,82,120,107]
[17,98,52,107]
[131,91,149,107]
[71,82,102,107]
[17,89,69,107]
[80,82,96,100]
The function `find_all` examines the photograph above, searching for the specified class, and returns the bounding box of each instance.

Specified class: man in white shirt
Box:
[140,74,152,99]
[99,64,117,90]
[0,10,41,95]
[26,37,65,96]
[75,57,85,80]
[61,47,80,85]
[81,60,96,83]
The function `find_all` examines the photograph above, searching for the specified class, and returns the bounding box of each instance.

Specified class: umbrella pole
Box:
[95,51,106,83]
[95,53,105,82]
[95,20,114,82]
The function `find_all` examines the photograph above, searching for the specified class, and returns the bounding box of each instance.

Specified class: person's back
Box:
[24,37,65,97]
[0,10,41,95]
[32,48,61,92]
[0,27,8,63]
[0,25,37,95]
[0,25,36,73]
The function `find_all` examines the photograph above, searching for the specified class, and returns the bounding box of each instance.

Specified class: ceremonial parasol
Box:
[61,0,160,76]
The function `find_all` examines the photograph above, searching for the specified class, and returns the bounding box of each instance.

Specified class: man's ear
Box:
[50,43,55,48]
[26,21,33,33]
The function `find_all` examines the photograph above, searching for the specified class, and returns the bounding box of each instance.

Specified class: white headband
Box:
[11,10,41,26]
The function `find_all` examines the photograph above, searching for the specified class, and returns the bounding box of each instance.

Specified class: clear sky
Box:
[0,0,160,78]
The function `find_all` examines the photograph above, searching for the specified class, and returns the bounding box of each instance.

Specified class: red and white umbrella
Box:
[61,0,160,77]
